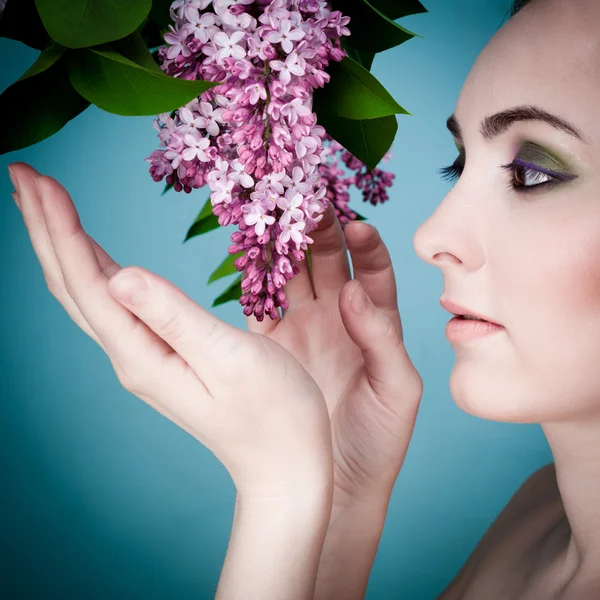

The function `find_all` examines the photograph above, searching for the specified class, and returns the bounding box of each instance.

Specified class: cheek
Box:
[450,212,600,423]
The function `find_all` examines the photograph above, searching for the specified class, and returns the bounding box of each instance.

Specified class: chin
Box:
[448,362,554,424]
[447,347,600,424]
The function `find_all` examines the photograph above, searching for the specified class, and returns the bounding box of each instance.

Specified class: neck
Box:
[542,417,600,578]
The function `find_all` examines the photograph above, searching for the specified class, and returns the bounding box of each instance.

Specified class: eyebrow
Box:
[446,104,587,144]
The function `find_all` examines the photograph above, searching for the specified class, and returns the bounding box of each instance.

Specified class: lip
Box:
[439,297,503,326]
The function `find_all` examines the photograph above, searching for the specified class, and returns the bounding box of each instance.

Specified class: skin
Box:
[413,0,600,596]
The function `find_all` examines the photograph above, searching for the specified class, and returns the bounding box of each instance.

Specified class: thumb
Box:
[340,280,423,399]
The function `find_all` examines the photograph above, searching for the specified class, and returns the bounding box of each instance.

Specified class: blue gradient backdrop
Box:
[0,1,552,598]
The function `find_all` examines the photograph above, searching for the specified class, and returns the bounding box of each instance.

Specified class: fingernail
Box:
[7,165,18,193]
[110,272,148,304]
[11,192,20,210]
[351,281,371,314]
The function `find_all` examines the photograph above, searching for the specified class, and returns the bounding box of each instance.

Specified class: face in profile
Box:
[412,0,600,424]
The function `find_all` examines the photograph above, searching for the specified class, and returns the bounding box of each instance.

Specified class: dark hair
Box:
[510,0,532,17]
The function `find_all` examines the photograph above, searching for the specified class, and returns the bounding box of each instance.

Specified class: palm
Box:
[247,203,422,504]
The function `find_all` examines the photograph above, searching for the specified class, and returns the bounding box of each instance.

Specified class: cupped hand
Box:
[8,162,334,501]
[247,200,424,507]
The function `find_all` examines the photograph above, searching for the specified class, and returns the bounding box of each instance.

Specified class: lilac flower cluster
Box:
[318,136,395,225]
[145,0,394,320]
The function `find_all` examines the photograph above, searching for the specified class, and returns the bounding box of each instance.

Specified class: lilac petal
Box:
[207,120,220,137]
[289,63,305,76]
[280,70,291,85]
[265,31,282,44]
[214,31,230,47]
[181,148,197,161]
[255,219,266,236]
[231,46,246,59]
[166,45,182,60]
[230,30,245,44]
[183,133,199,147]
[240,172,254,188]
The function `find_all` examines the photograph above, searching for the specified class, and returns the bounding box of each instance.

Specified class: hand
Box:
[8,162,334,500]
[247,201,424,507]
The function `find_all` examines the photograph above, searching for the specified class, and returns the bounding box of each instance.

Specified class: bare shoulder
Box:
[437,462,559,600]
[496,461,559,522]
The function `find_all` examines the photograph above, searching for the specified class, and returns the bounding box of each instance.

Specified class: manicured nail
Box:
[11,192,20,210]
[7,165,18,193]
[351,281,371,314]
[110,272,148,304]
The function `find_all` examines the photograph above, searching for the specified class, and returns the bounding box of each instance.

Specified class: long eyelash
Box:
[438,164,462,183]
[500,159,574,194]
[437,159,575,194]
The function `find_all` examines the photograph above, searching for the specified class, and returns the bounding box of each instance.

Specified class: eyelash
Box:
[438,159,565,194]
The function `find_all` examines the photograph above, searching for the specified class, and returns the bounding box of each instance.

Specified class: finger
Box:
[278,245,315,311]
[26,168,213,430]
[10,164,115,349]
[89,235,121,279]
[108,266,255,390]
[246,301,281,335]
[34,173,177,369]
[308,200,351,298]
[344,221,402,339]
[339,279,423,402]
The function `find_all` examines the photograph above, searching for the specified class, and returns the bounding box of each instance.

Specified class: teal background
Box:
[0,1,552,598]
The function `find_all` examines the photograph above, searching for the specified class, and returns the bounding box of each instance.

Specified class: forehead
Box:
[454,0,600,156]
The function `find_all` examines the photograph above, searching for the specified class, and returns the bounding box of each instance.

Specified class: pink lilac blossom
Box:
[145,0,395,321]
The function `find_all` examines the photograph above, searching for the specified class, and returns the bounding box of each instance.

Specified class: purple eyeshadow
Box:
[511,158,578,182]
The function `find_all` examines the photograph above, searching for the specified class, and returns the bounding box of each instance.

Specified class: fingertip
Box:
[315,199,336,231]
[344,221,378,248]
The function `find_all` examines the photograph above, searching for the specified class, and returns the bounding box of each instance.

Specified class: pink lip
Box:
[445,316,505,343]
[439,297,502,326]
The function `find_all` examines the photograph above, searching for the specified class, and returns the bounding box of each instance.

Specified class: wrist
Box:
[313,492,391,600]
[216,485,333,600]
[236,476,334,510]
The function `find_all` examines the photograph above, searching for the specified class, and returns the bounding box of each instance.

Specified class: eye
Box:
[437,157,569,193]
[500,159,566,193]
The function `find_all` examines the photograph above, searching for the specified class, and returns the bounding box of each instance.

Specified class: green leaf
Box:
[33,0,152,49]
[353,211,368,221]
[110,30,162,73]
[68,46,218,116]
[184,198,220,242]
[208,252,245,284]
[314,56,410,120]
[197,196,214,220]
[149,0,175,30]
[317,111,398,171]
[331,0,422,53]
[139,15,168,51]
[0,0,50,50]
[367,0,427,20]
[0,54,90,155]
[341,39,374,71]
[212,275,243,308]
[161,181,174,196]
[17,41,67,82]
[184,214,220,240]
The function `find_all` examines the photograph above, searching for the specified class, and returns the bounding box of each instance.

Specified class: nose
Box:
[412,189,484,271]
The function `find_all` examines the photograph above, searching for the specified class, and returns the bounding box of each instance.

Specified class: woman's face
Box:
[413,0,600,423]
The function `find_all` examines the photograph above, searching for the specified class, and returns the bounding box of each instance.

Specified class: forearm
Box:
[216,489,333,600]
[314,496,391,600]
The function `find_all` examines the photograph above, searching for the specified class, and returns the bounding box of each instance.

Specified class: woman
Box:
[6,0,600,597]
